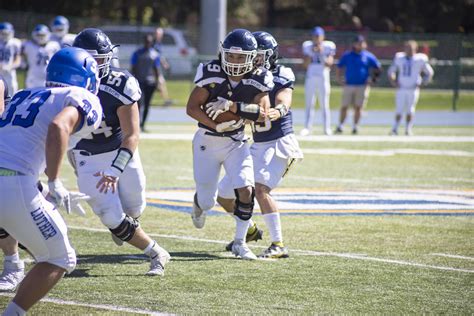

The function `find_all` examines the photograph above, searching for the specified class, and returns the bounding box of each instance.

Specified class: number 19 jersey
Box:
[0,86,102,177]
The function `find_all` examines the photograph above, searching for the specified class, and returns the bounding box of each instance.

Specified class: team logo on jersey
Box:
[200,145,206,151]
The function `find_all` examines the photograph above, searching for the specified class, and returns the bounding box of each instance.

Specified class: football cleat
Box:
[299,128,310,136]
[0,260,25,292]
[351,127,358,135]
[405,129,413,136]
[191,193,206,229]
[324,129,333,136]
[389,129,398,136]
[259,243,289,259]
[231,240,257,260]
[225,224,263,251]
[334,127,343,134]
[146,245,171,276]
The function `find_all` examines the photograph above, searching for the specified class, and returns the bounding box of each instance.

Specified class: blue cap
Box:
[353,34,365,42]
[312,26,325,36]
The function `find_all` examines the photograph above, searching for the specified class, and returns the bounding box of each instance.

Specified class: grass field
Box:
[1,124,473,314]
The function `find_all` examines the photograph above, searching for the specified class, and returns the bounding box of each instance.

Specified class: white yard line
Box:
[430,253,474,261]
[0,293,167,315]
[302,148,474,157]
[140,133,474,143]
[69,226,474,274]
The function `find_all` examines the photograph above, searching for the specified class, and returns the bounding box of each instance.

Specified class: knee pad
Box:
[233,187,255,221]
[0,228,9,239]
[109,215,140,242]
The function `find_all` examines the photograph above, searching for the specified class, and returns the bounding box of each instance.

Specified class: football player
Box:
[71,28,171,276]
[0,46,102,316]
[186,28,273,260]
[50,15,76,48]
[0,22,22,94]
[216,31,303,258]
[300,27,336,136]
[22,24,60,89]
[388,40,434,135]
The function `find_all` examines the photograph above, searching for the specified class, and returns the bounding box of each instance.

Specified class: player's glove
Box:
[205,97,233,120]
[215,119,244,133]
[48,179,90,216]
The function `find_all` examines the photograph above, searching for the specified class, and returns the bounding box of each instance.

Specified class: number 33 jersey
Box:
[74,67,142,154]
[0,86,102,176]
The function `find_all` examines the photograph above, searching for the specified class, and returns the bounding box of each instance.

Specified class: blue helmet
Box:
[51,15,70,38]
[46,47,100,95]
[220,28,257,76]
[32,24,50,45]
[0,22,14,42]
[252,31,279,70]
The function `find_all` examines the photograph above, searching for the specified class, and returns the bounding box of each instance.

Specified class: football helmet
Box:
[32,24,51,46]
[51,15,70,38]
[252,31,279,70]
[73,28,116,79]
[220,28,257,76]
[46,47,100,95]
[0,22,14,42]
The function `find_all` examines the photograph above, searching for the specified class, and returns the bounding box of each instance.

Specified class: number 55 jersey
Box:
[0,86,102,176]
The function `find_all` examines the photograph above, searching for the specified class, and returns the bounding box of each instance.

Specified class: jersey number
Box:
[107,71,123,87]
[207,64,221,72]
[0,90,51,128]
[402,62,412,77]
[252,118,272,133]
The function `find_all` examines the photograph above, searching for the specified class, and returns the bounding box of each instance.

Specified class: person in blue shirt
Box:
[335,35,381,134]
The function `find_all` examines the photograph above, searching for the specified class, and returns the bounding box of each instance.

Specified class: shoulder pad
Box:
[302,41,313,55]
[194,60,226,87]
[415,53,429,62]
[323,41,336,49]
[395,52,405,59]
[274,65,295,85]
[101,68,141,105]
[65,87,102,130]
[243,67,274,92]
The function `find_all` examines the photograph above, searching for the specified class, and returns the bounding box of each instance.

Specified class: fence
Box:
[1,9,473,109]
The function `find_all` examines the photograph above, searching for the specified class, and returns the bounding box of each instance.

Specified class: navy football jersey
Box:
[74,67,142,154]
[193,59,274,133]
[252,65,295,142]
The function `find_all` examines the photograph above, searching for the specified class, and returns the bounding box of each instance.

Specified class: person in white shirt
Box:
[22,24,60,89]
[50,15,76,48]
[0,22,22,94]
[300,26,336,136]
[388,40,434,135]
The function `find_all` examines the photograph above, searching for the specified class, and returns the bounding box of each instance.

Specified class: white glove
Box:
[48,179,90,216]
[205,97,233,120]
[215,119,244,133]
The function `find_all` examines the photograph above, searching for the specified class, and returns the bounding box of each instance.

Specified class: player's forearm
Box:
[45,122,69,181]
[324,56,334,67]
[186,103,217,129]
[120,133,139,154]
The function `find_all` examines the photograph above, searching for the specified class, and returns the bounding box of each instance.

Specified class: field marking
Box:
[140,133,474,143]
[303,148,474,157]
[430,253,474,261]
[0,293,166,315]
[68,226,474,274]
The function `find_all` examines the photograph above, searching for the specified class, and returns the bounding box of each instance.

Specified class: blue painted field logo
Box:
[30,207,57,239]
[146,189,474,216]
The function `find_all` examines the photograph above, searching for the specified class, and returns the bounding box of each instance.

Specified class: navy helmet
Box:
[0,22,14,42]
[73,28,117,79]
[252,31,279,70]
[32,24,50,45]
[46,47,100,95]
[51,15,70,38]
[220,28,257,76]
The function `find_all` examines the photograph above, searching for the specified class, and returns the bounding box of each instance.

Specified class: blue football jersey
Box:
[74,67,142,154]
[193,59,274,133]
[252,65,295,142]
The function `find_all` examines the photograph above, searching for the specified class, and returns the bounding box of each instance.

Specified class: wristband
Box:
[111,148,133,173]
[235,102,260,121]
[275,103,289,118]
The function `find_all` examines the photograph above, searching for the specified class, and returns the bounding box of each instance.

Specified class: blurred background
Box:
[1,0,473,109]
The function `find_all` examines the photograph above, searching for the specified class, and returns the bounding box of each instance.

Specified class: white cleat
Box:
[0,260,25,292]
[231,240,257,260]
[324,129,333,136]
[191,194,206,229]
[146,246,171,276]
[299,128,311,136]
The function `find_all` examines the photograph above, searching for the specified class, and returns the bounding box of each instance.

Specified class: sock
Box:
[4,253,20,263]
[263,213,283,245]
[406,120,414,132]
[144,240,160,258]
[392,120,400,131]
[4,301,26,316]
[234,216,250,241]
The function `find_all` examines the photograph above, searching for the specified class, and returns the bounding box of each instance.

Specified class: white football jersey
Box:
[0,38,22,93]
[0,86,102,177]
[22,40,61,88]
[51,33,76,48]
[388,52,434,89]
[302,40,336,77]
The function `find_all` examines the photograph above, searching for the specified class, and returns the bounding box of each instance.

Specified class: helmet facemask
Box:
[220,45,256,77]
[52,26,67,39]
[256,48,274,70]
[85,49,113,79]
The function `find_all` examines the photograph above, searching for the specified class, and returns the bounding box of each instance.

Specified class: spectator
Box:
[154,27,173,107]
[131,34,161,132]
[335,35,381,134]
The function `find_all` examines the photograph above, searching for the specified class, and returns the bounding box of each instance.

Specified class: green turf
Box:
[0,126,473,314]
